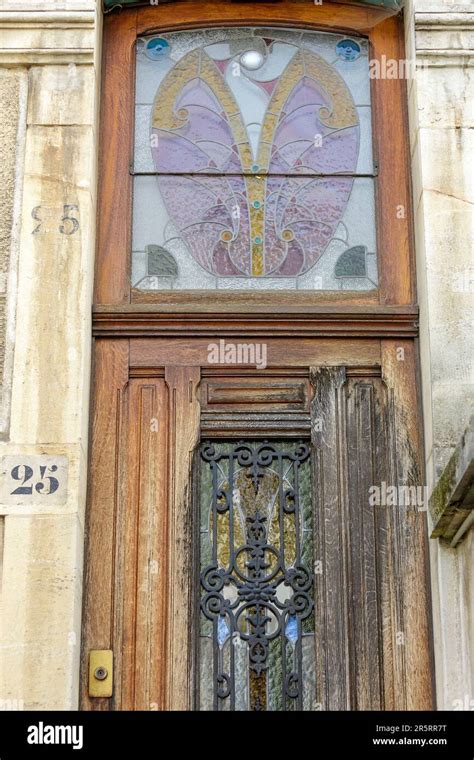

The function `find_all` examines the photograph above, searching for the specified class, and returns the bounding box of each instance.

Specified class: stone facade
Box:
[0,68,26,439]
[0,0,472,710]
[0,0,101,710]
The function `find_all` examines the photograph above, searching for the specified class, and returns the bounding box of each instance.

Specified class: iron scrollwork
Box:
[200,440,313,711]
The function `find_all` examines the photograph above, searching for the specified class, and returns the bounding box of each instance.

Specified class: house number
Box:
[31,204,80,235]
[9,464,59,496]
[0,455,68,506]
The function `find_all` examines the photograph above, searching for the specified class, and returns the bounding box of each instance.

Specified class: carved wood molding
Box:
[93,305,419,338]
[163,366,200,711]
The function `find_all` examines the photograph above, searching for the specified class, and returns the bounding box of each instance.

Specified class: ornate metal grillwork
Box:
[199,440,315,711]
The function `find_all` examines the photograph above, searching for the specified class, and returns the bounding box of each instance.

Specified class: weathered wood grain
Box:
[164,366,201,710]
[311,366,350,710]
[118,379,168,710]
[310,365,434,709]
[80,339,129,710]
[381,340,435,710]
[372,17,414,305]
[94,10,136,304]
[130,337,381,369]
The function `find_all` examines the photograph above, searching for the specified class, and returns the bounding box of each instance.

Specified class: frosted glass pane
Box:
[134,105,153,173]
[356,106,374,174]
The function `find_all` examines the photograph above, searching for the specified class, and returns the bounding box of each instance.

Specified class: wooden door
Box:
[80,1,434,711]
[80,335,433,710]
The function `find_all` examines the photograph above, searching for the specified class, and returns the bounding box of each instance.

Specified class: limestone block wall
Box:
[0,1,101,710]
[0,68,26,439]
[406,0,474,709]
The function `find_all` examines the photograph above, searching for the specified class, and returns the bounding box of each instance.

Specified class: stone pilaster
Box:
[0,0,101,710]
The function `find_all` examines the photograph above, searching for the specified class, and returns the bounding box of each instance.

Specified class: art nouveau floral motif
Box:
[131,29,377,290]
[150,32,360,277]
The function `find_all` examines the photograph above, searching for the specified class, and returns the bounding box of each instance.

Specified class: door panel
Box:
[80,343,433,710]
[311,364,432,710]
[163,366,200,710]
[120,377,168,710]
[82,343,169,710]
[81,340,129,711]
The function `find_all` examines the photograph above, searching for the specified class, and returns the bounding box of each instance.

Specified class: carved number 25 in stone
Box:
[31,204,80,235]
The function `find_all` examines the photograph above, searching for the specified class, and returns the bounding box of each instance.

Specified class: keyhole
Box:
[94,666,108,681]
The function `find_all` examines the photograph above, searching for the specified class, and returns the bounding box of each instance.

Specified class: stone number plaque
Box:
[0,455,68,505]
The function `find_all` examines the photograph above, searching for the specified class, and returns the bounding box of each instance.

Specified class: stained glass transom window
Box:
[132,28,377,291]
[199,441,316,711]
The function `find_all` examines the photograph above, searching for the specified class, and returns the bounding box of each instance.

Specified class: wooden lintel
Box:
[93,304,419,338]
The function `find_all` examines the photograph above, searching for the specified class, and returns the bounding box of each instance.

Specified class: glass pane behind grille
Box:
[198,440,317,711]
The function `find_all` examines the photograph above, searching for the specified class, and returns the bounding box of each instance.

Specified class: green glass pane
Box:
[302,635,318,711]
[234,637,249,711]
[267,639,283,712]
[199,637,213,711]
[299,457,312,529]
[200,532,212,636]
[285,640,297,712]
[200,459,212,532]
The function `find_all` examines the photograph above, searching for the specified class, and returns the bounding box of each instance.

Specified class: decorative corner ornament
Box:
[146,244,178,277]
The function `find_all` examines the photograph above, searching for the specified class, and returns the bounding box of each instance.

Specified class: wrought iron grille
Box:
[199,440,316,711]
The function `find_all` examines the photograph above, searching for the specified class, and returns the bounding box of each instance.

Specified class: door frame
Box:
[94,0,414,309]
[81,0,435,711]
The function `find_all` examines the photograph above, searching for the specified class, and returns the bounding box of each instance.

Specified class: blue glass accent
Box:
[253,201,262,209]
[145,37,170,61]
[254,236,263,245]
[285,615,298,644]
[251,164,260,173]
[217,615,230,647]
[336,39,361,62]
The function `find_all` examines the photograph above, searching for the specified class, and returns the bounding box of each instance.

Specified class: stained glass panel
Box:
[133,28,377,290]
[198,440,316,711]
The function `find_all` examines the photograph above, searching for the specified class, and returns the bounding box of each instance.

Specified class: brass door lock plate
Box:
[88,650,113,697]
